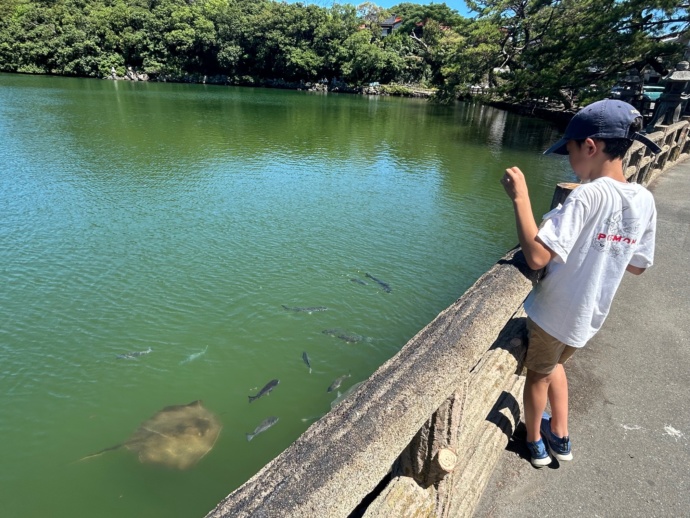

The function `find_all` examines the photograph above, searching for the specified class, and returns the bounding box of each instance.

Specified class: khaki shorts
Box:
[525,318,577,374]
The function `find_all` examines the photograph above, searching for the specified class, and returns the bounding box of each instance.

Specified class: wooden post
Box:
[549,182,580,210]
[429,448,458,482]
[393,386,465,489]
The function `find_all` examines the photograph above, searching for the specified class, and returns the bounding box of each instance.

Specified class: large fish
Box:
[246,416,279,442]
[282,305,328,313]
[302,352,312,374]
[365,273,392,293]
[327,372,351,393]
[248,379,279,403]
[117,347,153,359]
[79,400,221,470]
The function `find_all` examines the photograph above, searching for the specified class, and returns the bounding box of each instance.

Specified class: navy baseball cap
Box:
[544,99,662,155]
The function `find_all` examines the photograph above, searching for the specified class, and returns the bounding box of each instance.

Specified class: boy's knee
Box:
[526,364,566,386]
[526,368,555,384]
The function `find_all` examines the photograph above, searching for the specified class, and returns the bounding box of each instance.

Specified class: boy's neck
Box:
[588,157,626,183]
[592,159,628,183]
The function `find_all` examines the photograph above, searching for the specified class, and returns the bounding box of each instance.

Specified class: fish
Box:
[337,333,362,344]
[116,347,153,359]
[246,416,279,442]
[331,381,364,409]
[180,345,208,365]
[282,305,328,313]
[248,379,279,403]
[79,400,221,470]
[322,329,363,344]
[365,273,391,293]
[302,352,312,373]
[327,372,351,393]
[350,278,367,285]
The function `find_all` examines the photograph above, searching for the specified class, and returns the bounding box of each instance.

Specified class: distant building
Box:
[380,16,403,37]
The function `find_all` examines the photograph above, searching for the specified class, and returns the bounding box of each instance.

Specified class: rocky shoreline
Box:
[109,67,578,124]
[107,66,435,98]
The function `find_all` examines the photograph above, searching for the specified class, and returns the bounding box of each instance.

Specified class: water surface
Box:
[0,73,571,517]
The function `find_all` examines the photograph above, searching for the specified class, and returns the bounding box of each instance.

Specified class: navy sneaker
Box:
[540,412,573,462]
[526,438,551,468]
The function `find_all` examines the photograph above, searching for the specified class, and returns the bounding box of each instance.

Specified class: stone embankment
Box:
[106,66,436,97]
[108,66,149,82]
[204,120,689,518]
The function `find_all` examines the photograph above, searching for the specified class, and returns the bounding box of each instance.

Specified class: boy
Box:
[500,99,661,467]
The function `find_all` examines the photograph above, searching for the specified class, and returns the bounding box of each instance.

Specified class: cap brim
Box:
[633,133,662,154]
[543,138,569,155]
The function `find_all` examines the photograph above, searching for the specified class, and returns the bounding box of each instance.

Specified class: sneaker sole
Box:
[530,456,552,468]
[547,444,573,462]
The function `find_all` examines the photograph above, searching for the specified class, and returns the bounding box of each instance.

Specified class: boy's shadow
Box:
[507,422,563,469]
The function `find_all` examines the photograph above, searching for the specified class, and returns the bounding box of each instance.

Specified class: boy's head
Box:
[544,99,661,158]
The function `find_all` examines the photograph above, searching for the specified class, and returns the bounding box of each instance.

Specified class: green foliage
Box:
[463,0,688,107]
[379,83,414,96]
[341,29,399,84]
[0,0,686,108]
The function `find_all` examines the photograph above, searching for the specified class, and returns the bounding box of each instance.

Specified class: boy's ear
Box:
[584,137,602,156]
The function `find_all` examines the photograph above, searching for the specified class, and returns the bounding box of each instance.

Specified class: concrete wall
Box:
[205,120,689,518]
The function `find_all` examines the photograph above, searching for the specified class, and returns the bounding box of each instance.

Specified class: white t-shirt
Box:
[524,177,656,347]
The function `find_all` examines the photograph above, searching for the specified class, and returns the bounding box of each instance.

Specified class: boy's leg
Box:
[524,369,551,442]
[547,363,569,438]
[524,366,569,441]
[541,360,574,461]
[523,319,576,443]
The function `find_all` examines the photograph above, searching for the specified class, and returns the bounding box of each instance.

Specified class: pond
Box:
[0,73,571,517]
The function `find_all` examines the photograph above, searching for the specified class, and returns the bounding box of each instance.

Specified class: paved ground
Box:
[475,160,690,517]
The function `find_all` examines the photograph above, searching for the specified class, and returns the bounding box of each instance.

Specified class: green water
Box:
[0,73,571,517]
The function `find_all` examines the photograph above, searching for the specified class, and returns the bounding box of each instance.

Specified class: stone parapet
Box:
[626,120,689,184]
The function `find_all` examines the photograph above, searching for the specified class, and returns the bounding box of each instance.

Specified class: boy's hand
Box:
[501,166,554,270]
[501,166,529,202]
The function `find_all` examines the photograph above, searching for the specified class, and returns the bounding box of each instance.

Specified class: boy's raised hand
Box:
[501,166,529,202]
[501,165,554,270]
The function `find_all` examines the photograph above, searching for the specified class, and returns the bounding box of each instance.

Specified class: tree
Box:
[3,0,684,107]
[340,29,404,84]
[463,0,689,108]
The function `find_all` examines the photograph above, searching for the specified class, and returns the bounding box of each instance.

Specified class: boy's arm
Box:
[626,204,655,276]
[501,167,556,270]
[626,264,646,275]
